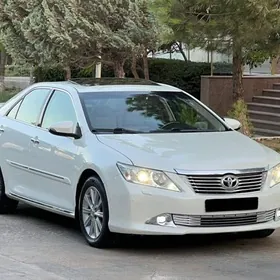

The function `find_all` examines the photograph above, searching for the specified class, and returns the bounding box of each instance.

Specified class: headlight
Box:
[117,163,181,192]
[268,163,280,188]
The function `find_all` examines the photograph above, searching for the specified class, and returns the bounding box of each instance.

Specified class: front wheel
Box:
[238,229,275,239]
[78,176,112,248]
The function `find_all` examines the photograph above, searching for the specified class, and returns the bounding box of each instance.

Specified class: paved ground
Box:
[1,204,280,280]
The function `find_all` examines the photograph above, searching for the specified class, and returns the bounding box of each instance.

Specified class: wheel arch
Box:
[75,168,104,218]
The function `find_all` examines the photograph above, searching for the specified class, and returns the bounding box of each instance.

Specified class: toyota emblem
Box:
[221,175,239,190]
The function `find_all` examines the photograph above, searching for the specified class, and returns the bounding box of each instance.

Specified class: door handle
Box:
[31,138,40,144]
[0,128,4,133]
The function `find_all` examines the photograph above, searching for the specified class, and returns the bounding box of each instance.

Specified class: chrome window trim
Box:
[4,86,53,128]
[37,87,79,132]
[5,99,23,120]
[3,86,80,133]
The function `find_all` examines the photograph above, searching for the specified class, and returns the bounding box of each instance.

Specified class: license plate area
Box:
[205,198,258,212]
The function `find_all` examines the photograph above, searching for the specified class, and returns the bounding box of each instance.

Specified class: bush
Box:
[5,65,31,77]
[228,98,253,137]
[33,67,65,82]
[148,59,209,99]
[0,88,20,102]
[33,58,232,99]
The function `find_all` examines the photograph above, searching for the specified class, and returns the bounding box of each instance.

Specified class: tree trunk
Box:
[232,44,244,101]
[95,55,102,78]
[114,60,125,78]
[0,50,6,92]
[210,50,214,76]
[64,66,71,80]
[131,54,139,79]
[271,56,280,75]
[143,49,149,80]
[30,65,34,84]
[176,42,188,62]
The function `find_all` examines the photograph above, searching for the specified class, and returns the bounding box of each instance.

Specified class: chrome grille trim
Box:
[183,169,267,194]
[175,167,267,176]
[173,209,276,227]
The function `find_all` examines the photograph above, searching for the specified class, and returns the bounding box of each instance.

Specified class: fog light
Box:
[157,215,168,225]
[146,213,174,226]
[275,209,280,221]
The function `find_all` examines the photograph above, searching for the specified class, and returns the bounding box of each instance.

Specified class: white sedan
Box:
[0,79,280,248]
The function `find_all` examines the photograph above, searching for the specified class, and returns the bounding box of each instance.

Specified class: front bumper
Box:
[105,171,280,235]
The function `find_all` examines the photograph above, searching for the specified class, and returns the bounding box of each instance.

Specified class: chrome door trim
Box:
[7,160,71,185]
[7,160,29,171]
[8,192,75,218]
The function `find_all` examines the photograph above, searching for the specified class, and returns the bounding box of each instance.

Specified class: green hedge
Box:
[34,58,232,99]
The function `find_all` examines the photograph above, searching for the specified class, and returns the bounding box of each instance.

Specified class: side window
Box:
[7,100,22,119]
[16,89,51,125]
[41,90,77,129]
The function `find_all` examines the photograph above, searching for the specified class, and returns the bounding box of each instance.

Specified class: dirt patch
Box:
[256,138,280,153]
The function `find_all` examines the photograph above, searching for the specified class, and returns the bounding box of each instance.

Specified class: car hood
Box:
[97,132,280,172]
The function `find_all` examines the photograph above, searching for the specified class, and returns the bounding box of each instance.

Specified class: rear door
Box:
[0,88,51,198]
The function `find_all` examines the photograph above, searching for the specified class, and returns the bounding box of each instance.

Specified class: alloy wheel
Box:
[82,186,104,239]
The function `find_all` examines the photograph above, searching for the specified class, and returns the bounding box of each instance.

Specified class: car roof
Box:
[32,78,182,93]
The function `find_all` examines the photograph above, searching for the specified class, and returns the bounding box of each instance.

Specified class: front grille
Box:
[187,171,266,194]
[173,209,276,227]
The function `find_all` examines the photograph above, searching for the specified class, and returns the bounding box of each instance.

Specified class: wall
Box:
[201,75,280,116]
[4,76,31,90]
[152,47,231,63]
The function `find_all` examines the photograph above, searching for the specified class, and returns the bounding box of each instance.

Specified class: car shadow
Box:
[15,203,79,230]
[14,203,277,254]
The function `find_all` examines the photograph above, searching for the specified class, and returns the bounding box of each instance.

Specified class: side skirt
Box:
[7,192,75,218]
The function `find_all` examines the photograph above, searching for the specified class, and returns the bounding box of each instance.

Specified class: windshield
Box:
[79,91,228,134]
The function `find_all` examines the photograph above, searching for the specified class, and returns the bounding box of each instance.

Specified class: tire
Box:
[78,176,112,248]
[238,229,275,239]
[0,170,18,214]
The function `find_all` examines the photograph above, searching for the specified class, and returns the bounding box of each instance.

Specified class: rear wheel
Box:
[78,176,113,248]
[0,170,18,214]
[239,229,275,239]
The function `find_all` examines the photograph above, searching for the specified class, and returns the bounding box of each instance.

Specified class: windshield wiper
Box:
[150,128,215,133]
[112,128,142,134]
[91,128,142,134]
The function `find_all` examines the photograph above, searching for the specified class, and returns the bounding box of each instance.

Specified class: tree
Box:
[95,0,158,78]
[0,0,158,79]
[244,48,270,73]
[136,0,159,80]
[156,41,188,61]
[257,31,280,74]
[0,0,101,79]
[0,43,5,92]
[152,0,280,101]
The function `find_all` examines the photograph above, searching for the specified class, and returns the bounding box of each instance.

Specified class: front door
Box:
[28,90,82,213]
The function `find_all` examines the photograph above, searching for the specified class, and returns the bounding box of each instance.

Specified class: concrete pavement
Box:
[1,204,280,280]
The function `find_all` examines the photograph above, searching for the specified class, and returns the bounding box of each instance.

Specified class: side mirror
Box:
[49,121,82,139]
[223,117,241,131]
